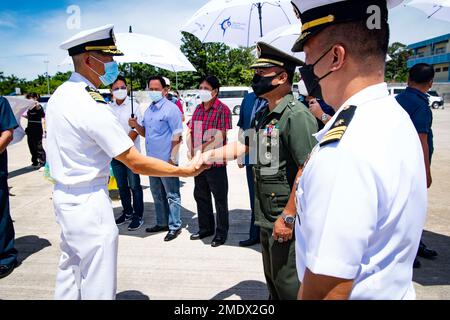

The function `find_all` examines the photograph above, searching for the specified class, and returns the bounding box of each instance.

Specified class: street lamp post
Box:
[44,60,50,95]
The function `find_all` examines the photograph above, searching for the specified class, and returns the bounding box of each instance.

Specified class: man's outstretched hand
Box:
[182,151,210,177]
[200,149,216,166]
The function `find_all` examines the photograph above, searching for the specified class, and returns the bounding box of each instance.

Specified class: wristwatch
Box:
[281,212,296,225]
[321,113,330,123]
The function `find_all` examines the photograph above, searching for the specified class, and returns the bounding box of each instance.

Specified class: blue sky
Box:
[1,0,450,80]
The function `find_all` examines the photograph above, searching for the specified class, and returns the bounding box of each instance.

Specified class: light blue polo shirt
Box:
[141,97,183,162]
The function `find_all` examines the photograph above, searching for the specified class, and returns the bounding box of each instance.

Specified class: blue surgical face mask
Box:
[89,55,119,86]
[148,90,163,103]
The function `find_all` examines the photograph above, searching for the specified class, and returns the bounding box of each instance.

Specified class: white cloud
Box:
[0,11,18,28]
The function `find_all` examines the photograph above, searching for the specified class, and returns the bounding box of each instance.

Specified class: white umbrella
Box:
[181,0,298,48]
[257,23,305,60]
[406,0,450,22]
[4,97,34,145]
[59,32,196,73]
[115,33,196,72]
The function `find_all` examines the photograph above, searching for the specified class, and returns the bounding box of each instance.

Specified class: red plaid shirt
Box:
[188,98,232,167]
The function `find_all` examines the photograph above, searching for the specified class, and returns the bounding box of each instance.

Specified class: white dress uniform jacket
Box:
[295,83,427,300]
[46,72,134,300]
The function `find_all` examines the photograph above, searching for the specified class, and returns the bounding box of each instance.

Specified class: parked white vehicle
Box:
[388,86,444,109]
[427,90,445,109]
[218,86,252,115]
[387,86,406,96]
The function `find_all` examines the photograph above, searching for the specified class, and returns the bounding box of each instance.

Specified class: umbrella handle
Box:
[131,113,135,129]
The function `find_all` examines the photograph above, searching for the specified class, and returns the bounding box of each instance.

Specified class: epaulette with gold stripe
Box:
[320,105,357,147]
[85,86,107,104]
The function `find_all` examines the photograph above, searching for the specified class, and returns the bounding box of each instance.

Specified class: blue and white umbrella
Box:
[181,0,298,48]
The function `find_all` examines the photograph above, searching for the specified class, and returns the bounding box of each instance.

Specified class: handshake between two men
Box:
[115,122,295,244]
[114,135,244,179]
[125,116,247,179]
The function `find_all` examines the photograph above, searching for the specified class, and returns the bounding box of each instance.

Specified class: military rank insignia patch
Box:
[85,86,107,104]
[319,105,357,147]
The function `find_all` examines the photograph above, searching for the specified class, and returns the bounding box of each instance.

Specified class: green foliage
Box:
[179,31,256,89]
[0,71,27,96]
[385,42,412,83]
[0,71,71,96]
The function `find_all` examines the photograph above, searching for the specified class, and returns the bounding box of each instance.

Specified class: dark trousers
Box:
[0,178,17,266]
[111,159,144,219]
[26,127,46,166]
[194,166,229,239]
[246,165,260,241]
[260,227,299,300]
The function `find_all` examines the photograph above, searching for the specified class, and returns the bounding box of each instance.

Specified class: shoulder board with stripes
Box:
[320,105,357,147]
[85,86,107,104]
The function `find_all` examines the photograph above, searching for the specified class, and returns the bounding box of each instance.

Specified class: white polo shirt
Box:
[295,83,427,300]
[46,72,134,186]
[109,96,142,153]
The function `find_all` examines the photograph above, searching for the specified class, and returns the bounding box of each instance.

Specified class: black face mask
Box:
[251,72,283,97]
[299,47,334,100]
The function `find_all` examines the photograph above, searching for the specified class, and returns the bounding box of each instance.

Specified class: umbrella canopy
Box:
[406,0,450,22]
[4,97,34,145]
[181,0,298,48]
[59,33,196,73]
[257,24,305,60]
[114,33,196,72]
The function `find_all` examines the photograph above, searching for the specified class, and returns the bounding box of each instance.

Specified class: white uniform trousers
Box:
[53,182,118,300]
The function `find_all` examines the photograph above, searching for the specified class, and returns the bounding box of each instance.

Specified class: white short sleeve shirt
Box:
[109,96,142,152]
[46,72,134,186]
[295,83,428,300]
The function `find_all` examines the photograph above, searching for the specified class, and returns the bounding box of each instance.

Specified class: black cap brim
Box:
[292,27,326,52]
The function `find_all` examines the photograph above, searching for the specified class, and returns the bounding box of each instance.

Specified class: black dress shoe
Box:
[0,261,19,279]
[239,238,260,247]
[164,229,182,242]
[190,231,214,240]
[417,244,438,260]
[211,237,226,247]
[146,225,169,233]
[413,257,421,269]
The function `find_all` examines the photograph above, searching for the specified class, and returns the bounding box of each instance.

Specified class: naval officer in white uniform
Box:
[289,0,427,299]
[46,25,205,300]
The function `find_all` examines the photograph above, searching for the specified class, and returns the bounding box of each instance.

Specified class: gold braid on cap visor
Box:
[301,14,335,32]
[254,58,284,67]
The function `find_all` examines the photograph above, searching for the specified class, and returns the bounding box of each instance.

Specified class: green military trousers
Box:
[260,227,300,300]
